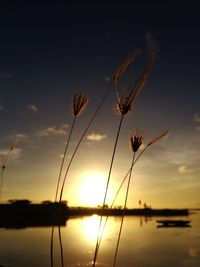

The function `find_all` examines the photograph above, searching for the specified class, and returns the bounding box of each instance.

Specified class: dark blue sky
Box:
[0,1,200,207]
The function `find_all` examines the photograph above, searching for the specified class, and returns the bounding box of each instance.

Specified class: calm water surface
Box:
[0,210,200,267]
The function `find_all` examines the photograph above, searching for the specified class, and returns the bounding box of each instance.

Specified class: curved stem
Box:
[0,170,5,201]
[92,115,124,267]
[58,225,64,267]
[59,81,114,203]
[50,116,76,267]
[51,80,112,267]
[97,146,149,250]
[55,116,76,203]
[113,152,135,267]
[0,144,16,202]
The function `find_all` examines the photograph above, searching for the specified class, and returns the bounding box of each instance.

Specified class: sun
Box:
[77,171,112,207]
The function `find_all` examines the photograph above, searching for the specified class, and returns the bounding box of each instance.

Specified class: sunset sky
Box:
[0,1,199,208]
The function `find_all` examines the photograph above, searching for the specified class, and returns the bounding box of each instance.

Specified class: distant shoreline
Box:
[0,202,189,228]
[67,206,189,216]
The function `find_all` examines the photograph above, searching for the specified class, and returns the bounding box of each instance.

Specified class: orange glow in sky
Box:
[75,171,114,207]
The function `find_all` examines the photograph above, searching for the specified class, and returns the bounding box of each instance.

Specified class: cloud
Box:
[87,132,107,142]
[0,104,3,110]
[0,148,23,165]
[15,134,28,140]
[27,104,38,112]
[177,165,195,174]
[194,113,200,130]
[105,77,110,82]
[194,113,200,122]
[37,124,68,137]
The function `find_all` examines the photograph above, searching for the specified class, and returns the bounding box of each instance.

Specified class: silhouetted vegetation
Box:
[0,200,188,228]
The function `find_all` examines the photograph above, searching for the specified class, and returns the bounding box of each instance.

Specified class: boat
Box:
[156,219,191,227]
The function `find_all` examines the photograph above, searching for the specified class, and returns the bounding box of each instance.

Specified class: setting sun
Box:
[76,171,113,207]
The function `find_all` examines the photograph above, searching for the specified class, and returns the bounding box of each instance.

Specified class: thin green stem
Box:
[113,152,135,267]
[92,115,124,267]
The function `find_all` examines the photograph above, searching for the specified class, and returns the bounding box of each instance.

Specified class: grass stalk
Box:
[97,146,148,249]
[55,116,77,203]
[112,152,136,267]
[50,116,76,267]
[58,225,64,267]
[96,130,168,253]
[0,137,18,202]
[50,82,113,267]
[92,115,124,267]
[58,81,114,204]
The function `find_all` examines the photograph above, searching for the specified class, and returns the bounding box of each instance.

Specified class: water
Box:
[0,210,200,267]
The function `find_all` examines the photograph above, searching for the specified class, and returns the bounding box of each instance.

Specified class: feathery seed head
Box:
[115,49,159,117]
[116,94,135,116]
[147,130,168,146]
[73,93,88,117]
[10,137,19,150]
[114,51,138,83]
[130,130,144,152]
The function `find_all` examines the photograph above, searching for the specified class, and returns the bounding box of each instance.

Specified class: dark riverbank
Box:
[0,202,189,228]
[68,207,189,216]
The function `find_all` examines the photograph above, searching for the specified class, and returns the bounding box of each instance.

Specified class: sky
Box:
[0,1,199,208]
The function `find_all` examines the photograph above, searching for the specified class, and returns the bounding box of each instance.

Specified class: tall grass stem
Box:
[92,115,124,267]
[59,81,114,203]
[112,152,136,267]
[50,117,76,267]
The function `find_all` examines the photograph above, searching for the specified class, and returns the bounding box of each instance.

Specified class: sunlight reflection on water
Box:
[0,211,200,267]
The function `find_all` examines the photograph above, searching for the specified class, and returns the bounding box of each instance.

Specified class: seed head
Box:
[116,94,135,116]
[147,130,168,146]
[114,51,138,83]
[73,94,88,117]
[10,137,19,150]
[130,130,144,152]
[115,49,159,117]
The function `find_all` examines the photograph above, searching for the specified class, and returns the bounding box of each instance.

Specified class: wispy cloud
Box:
[37,124,68,137]
[87,132,107,142]
[0,104,3,110]
[194,113,200,122]
[194,113,200,130]
[177,165,195,174]
[15,133,28,139]
[105,77,110,82]
[0,148,23,165]
[27,104,38,112]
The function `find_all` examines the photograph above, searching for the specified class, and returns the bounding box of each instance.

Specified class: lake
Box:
[0,210,200,267]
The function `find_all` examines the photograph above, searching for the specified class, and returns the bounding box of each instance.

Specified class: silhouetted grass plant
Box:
[112,130,168,267]
[96,130,168,258]
[51,49,162,267]
[0,137,19,202]
[92,49,159,267]
[51,66,120,267]
[50,93,88,267]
